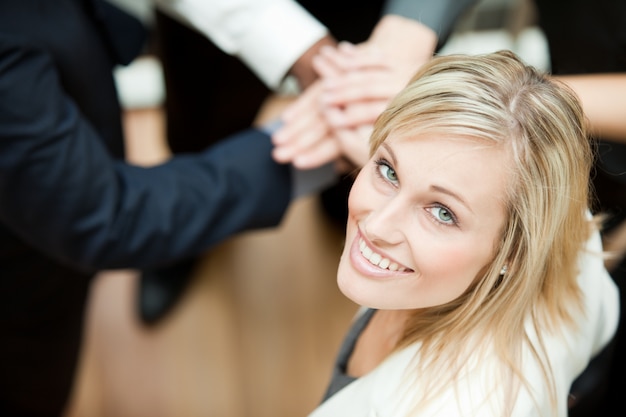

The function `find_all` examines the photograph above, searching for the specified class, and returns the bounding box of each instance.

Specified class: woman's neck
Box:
[347,309,412,377]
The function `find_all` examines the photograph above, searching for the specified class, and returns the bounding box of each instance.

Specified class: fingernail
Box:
[272,147,288,161]
[272,130,287,144]
[338,41,355,50]
[293,155,310,169]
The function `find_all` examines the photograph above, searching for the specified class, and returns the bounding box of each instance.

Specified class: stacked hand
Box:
[271,15,438,171]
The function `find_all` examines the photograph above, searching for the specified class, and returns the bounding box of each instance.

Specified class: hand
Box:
[308,41,415,167]
[288,34,337,90]
[272,42,415,169]
[272,15,438,170]
[271,80,342,169]
[316,14,437,126]
[314,41,412,129]
[332,123,373,169]
[271,43,388,170]
[272,50,348,170]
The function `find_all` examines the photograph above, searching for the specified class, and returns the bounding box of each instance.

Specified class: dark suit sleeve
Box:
[0,34,292,272]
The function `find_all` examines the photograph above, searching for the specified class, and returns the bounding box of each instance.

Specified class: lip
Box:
[349,229,413,278]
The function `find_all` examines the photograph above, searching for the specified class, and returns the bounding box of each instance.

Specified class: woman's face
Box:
[338,132,510,309]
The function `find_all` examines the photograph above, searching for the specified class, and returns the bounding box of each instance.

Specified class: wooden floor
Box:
[63,107,358,417]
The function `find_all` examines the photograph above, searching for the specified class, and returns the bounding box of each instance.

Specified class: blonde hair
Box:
[370,50,595,415]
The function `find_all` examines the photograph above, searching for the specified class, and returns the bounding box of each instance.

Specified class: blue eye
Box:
[427,206,458,226]
[375,159,398,184]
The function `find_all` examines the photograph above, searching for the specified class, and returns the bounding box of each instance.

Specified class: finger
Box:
[280,81,324,122]
[316,42,378,73]
[272,117,329,163]
[273,103,332,163]
[324,100,390,128]
[322,106,348,128]
[292,137,343,169]
[273,101,322,146]
[322,69,404,104]
[335,125,373,168]
[340,42,386,69]
[322,41,387,71]
[312,53,343,79]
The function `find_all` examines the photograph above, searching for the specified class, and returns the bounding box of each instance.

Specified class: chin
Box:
[337,271,376,308]
[337,270,361,303]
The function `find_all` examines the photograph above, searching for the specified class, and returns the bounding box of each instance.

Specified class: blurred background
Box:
[64,1,551,416]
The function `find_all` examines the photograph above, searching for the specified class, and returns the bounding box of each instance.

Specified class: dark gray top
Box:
[320,308,377,402]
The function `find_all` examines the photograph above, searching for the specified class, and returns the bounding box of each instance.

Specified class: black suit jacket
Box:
[0,1,291,415]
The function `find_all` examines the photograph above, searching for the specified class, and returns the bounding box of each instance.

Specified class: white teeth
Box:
[370,252,382,266]
[359,238,406,272]
[362,242,373,258]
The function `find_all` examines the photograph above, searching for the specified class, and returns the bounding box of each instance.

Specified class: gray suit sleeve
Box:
[382,0,480,45]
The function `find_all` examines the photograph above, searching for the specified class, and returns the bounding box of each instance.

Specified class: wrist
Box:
[369,15,437,66]
[288,34,337,90]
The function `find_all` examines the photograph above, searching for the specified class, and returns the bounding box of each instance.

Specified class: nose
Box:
[362,195,406,245]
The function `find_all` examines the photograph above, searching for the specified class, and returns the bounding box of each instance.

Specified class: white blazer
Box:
[309,229,620,417]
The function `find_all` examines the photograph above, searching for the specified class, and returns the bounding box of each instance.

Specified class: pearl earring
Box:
[500,265,508,275]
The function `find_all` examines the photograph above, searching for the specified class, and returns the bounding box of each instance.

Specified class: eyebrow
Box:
[382,142,473,213]
[382,143,397,166]
[430,185,473,213]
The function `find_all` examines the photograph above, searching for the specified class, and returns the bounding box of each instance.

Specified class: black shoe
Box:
[137,257,197,325]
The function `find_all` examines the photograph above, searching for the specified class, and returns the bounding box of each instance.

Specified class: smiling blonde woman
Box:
[309,50,619,417]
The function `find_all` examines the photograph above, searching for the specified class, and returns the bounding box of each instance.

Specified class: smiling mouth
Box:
[359,238,411,272]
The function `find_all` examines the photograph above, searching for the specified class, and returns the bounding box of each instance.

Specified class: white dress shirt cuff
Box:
[156,0,328,90]
[236,2,328,89]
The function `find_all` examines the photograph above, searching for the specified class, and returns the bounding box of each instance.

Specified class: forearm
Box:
[382,0,479,47]
[366,0,481,73]
[367,15,438,70]
[287,34,337,90]
[556,73,626,142]
[0,37,292,270]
